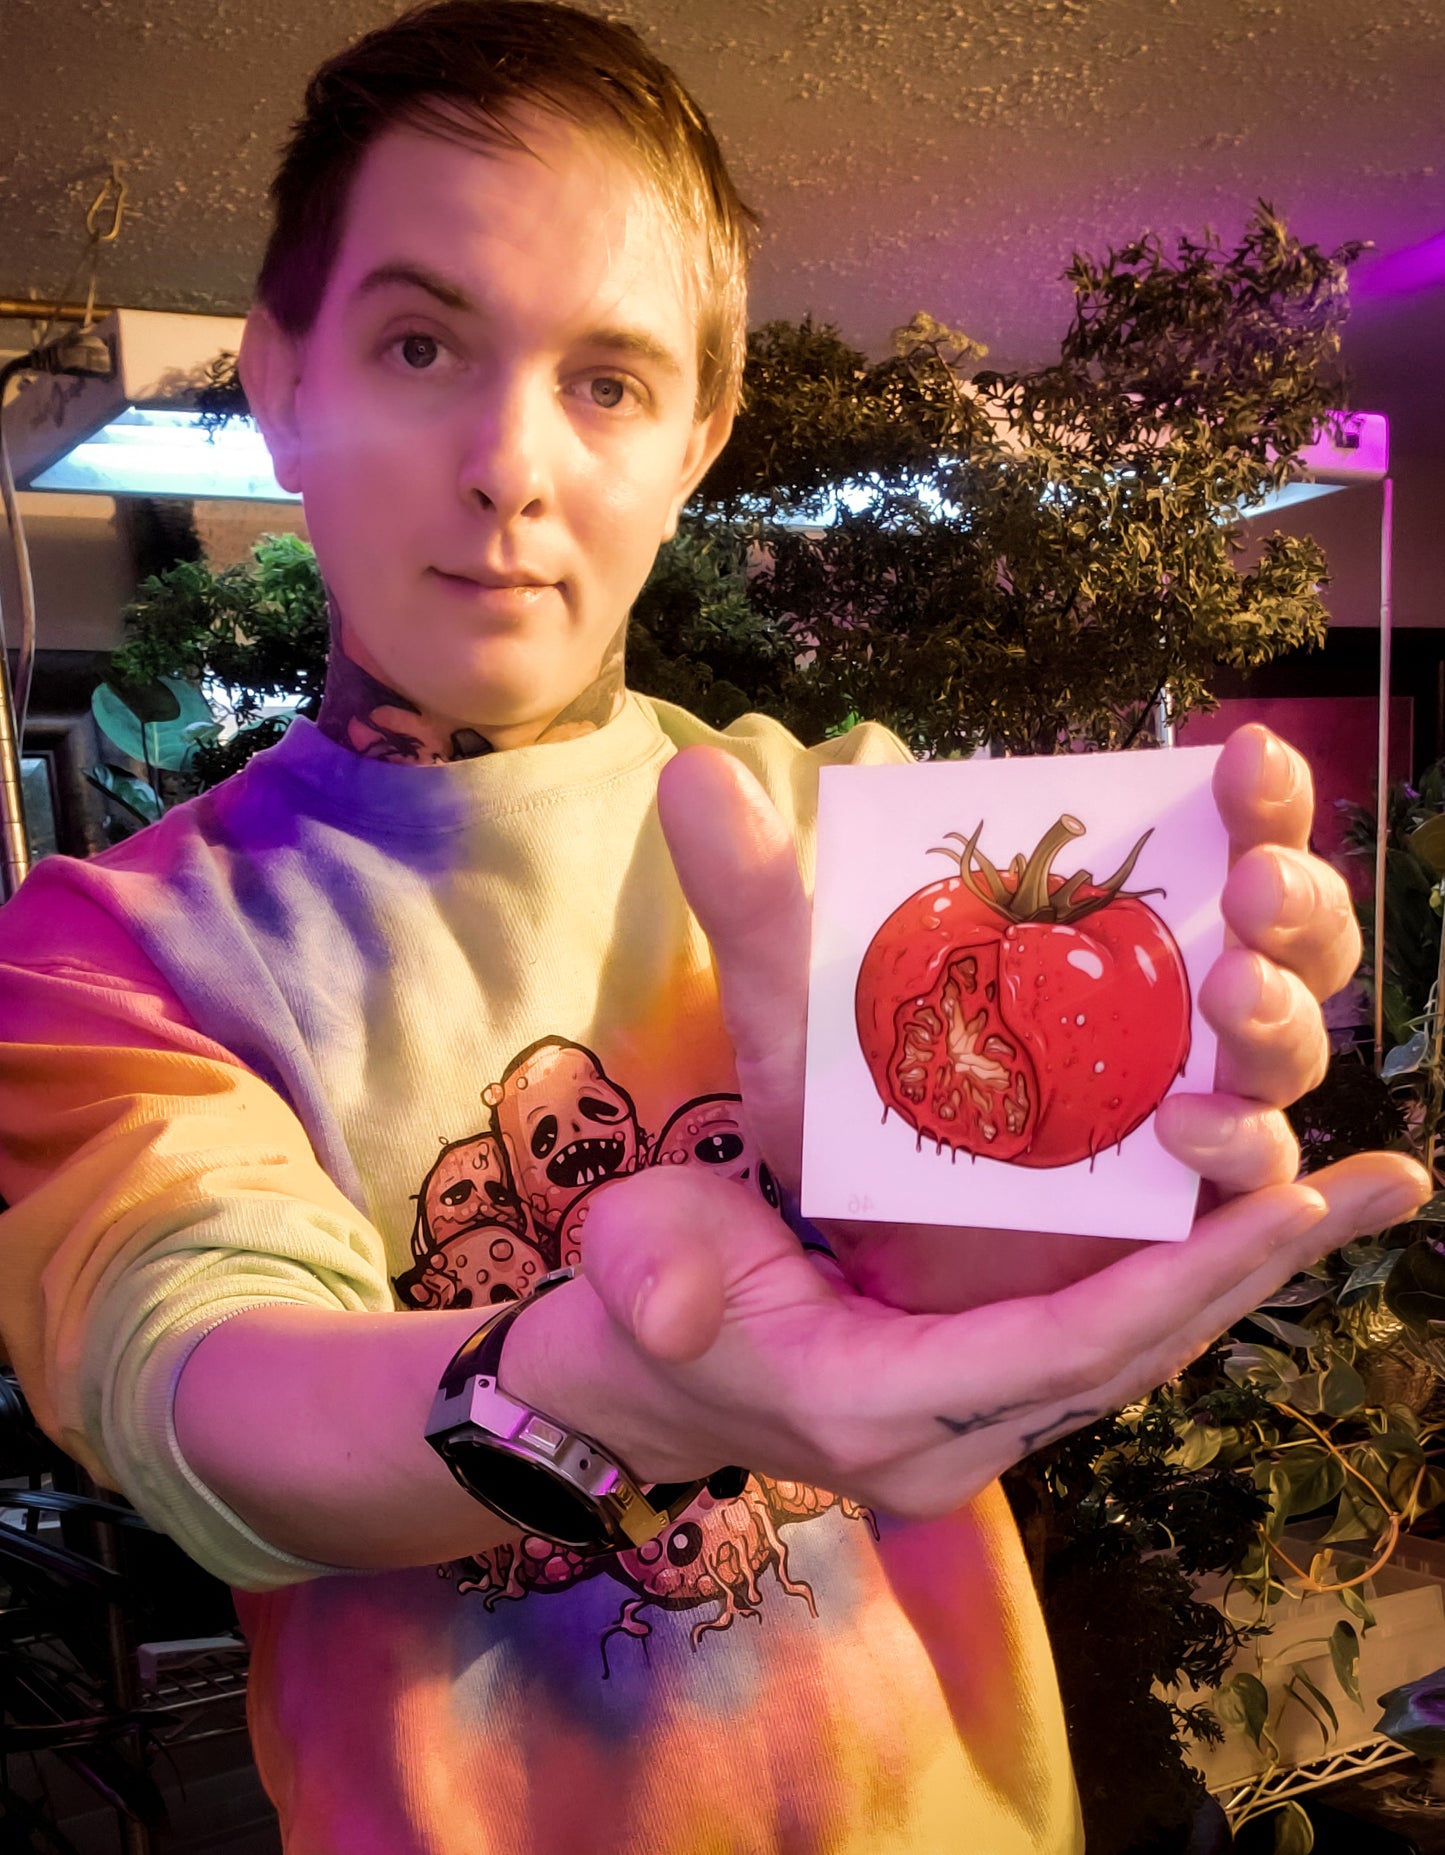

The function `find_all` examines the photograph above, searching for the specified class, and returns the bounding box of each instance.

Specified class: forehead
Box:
[321,106,697,352]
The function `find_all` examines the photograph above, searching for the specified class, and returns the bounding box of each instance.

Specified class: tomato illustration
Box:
[854,814,1191,1168]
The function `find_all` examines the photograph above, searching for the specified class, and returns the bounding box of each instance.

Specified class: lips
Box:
[433,567,556,590]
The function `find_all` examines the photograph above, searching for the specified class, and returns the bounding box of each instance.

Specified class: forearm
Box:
[173,1303,527,1570]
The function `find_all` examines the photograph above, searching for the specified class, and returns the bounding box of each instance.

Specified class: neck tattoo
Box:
[314,589,628,763]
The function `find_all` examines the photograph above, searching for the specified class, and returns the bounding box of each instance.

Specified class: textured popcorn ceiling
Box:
[1,0,1442,440]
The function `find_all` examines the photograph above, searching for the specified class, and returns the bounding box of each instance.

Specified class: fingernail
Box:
[1275,855,1312,923]
[1259,729,1290,789]
[1251,959,1294,1028]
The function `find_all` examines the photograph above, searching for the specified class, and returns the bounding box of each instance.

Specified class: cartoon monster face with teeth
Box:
[649,1094,781,1211]
[485,1038,641,1245]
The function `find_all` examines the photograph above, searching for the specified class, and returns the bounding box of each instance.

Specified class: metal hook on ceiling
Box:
[85,162,129,244]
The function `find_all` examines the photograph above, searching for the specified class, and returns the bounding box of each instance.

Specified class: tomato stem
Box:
[931,815,1164,926]
[1013,815,1085,919]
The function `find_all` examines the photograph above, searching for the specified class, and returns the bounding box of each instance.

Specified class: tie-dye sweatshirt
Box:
[0,694,1082,1855]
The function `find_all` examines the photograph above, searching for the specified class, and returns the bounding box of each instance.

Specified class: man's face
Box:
[244,108,732,741]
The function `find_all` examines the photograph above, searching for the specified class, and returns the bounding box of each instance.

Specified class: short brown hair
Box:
[255,0,756,417]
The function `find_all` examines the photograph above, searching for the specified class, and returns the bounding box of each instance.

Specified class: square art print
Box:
[802,747,1229,1242]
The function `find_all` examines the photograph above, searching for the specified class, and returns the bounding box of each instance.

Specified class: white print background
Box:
[802,746,1229,1242]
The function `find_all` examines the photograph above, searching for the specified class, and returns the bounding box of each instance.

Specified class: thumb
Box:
[578,1167,786,1363]
[657,745,810,1188]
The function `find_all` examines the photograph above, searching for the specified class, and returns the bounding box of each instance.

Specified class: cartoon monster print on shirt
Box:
[392,1131,545,1309]
[485,1037,643,1267]
[650,1093,782,1211]
[393,1038,872,1671]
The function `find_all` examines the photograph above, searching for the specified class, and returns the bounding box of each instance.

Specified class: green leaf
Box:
[1260,1274,1334,1310]
[1338,1248,1403,1306]
[1259,1463,1293,1539]
[1406,811,1445,874]
[1246,1311,1319,1349]
[1318,1483,1386,1545]
[1214,1670,1270,1747]
[1329,1620,1361,1706]
[91,675,216,771]
[1319,1360,1367,1418]
[1289,1369,1325,1414]
[1385,1238,1445,1329]
[1382,1030,1427,1079]
[1224,1341,1300,1396]
[1288,1667,1338,1745]
[83,764,163,826]
[1339,1579,1376,1631]
[1271,1800,1315,1855]
[1276,1446,1344,1517]
[1168,1421,1223,1470]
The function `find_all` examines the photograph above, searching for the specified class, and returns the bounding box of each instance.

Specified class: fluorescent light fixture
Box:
[28,406,299,501]
[1244,480,1345,516]
[1246,410,1389,518]
[5,307,297,502]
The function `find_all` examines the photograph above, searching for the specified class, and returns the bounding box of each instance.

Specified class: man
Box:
[0,5,1422,1850]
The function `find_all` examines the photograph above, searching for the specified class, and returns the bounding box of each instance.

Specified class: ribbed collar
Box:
[247,695,669,836]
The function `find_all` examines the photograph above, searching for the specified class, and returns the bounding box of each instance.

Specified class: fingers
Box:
[938,1149,1424,1416]
[657,746,810,1186]
[1059,1149,1432,1419]
[1223,844,1361,1003]
[874,1153,1431,1519]
[1201,947,1329,1105]
[1153,1092,1300,1193]
[1214,724,1314,854]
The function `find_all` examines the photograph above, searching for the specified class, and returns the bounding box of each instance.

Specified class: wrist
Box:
[496,1271,723,1487]
[427,1274,730,1551]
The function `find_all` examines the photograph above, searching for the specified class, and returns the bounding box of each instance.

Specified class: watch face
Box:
[446,1439,613,1551]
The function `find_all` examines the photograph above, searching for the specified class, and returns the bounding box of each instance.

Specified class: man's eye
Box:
[395,333,443,371]
[587,375,630,410]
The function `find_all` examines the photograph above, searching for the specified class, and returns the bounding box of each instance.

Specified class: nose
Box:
[456,371,555,522]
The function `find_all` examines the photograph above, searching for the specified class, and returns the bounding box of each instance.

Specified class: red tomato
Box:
[854,814,1191,1169]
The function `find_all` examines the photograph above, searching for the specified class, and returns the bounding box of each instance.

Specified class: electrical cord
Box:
[0,333,116,744]
[0,332,116,896]
[0,163,127,895]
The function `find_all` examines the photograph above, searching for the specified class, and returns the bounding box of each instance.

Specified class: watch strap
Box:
[427,1270,743,1551]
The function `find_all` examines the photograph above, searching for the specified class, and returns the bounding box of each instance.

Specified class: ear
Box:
[237,303,307,496]
[660,397,736,542]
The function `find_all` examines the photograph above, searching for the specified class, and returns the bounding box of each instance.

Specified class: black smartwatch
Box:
[424,1269,745,1553]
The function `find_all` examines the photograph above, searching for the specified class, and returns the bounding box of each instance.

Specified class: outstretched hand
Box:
[656,726,1427,1315]
[505,1156,1426,1519]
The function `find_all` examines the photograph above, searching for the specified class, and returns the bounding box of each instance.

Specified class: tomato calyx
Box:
[930,813,1165,927]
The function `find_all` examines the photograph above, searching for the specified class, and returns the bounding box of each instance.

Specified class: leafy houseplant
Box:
[701,204,1354,758]
[85,532,329,838]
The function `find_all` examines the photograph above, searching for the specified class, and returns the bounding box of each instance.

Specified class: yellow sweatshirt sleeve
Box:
[0,1030,393,1590]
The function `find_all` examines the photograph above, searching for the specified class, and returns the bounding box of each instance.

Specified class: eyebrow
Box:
[351,260,685,377]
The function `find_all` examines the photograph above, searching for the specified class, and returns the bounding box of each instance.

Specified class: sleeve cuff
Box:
[117,1305,362,1594]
